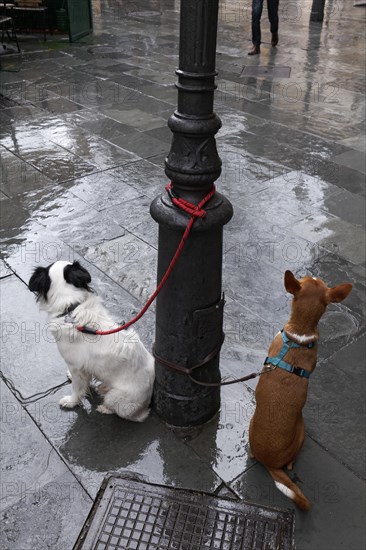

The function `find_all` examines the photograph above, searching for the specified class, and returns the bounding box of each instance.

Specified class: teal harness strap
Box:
[264,330,316,379]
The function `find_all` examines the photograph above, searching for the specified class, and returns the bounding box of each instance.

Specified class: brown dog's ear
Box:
[327,283,353,303]
[284,270,301,295]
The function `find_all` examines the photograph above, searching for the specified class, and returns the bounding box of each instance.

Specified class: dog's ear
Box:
[327,283,353,303]
[29,266,51,301]
[284,270,301,295]
[64,261,92,290]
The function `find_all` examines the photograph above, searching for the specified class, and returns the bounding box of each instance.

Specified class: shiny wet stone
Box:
[0,259,12,278]
[96,159,169,199]
[331,149,366,173]
[0,276,69,397]
[312,187,366,228]
[0,1,365,549]
[231,437,366,550]
[109,131,168,158]
[105,195,158,248]
[69,169,143,212]
[290,212,366,266]
[77,232,157,305]
[217,142,290,196]
[36,96,86,115]
[172,381,256,483]
[70,116,138,141]
[0,380,92,550]
[1,135,98,183]
[49,127,140,170]
[338,133,366,152]
[307,252,366,320]
[0,200,45,252]
[0,145,52,197]
[305,334,366,479]
[25,387,222,500]
[0,104,44,123]
[34,190,127,247]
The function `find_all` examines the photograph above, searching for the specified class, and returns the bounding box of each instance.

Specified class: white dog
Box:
[29,260,155,422]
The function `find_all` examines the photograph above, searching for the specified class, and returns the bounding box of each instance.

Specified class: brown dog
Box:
[249,271,352,510]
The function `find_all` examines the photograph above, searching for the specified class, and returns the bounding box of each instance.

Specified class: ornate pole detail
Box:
[166,0,222,190]
[150,0,233,427]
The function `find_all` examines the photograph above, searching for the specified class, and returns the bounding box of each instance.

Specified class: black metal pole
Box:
[150,0,233,427]
[310,0,326,21]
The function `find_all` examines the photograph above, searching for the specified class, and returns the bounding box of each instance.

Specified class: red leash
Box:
[77,183,216,335]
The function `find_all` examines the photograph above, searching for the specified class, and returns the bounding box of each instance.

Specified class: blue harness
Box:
[264,330,316,379]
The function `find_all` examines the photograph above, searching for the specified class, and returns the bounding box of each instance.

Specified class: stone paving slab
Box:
[231,437,366,550]
[0,1,365,549]
[338,133,366,152]
[312,188,366,228]
[307,252,366,321]
[78,232,158,306]
[0,145,53,198]
[304,334,366,479]
[69,169,144,212]
[0,380,92,550]
[331,149,366,174]
[290,213,366,266]
[25,387,222,500]
[0,259,12,278]
[105,195,158,248]
[172,380,256,484]
[0,276,69,397]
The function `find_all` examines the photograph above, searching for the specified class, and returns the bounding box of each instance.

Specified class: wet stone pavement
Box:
[0,0,365,549]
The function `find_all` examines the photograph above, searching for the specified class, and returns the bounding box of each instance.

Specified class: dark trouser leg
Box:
[268,0,279,34]
[252,0,264,45]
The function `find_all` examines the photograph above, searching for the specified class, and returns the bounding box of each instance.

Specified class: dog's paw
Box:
[59,396,79,408]
[96,404,114,415]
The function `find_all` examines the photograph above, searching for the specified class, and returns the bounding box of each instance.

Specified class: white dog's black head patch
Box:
[29,261,92,301]
[63,261,92,290]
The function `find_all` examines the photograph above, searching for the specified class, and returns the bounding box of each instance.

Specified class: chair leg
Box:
[11,21,20,52]
[43,10,46,42]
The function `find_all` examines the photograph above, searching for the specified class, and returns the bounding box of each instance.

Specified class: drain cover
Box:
[75,477,295,550]
[241,66,291,79]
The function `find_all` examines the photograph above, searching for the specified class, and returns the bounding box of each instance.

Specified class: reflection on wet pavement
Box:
[0,0,365,549]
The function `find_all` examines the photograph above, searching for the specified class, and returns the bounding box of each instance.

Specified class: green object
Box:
[66,0,92,42]
[55,8,68,32]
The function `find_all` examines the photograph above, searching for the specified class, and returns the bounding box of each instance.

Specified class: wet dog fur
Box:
[29,260,155,422]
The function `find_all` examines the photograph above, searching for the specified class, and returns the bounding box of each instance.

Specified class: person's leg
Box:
[252,0,264,44]
[249,0,264,54]
[268,0,279,46]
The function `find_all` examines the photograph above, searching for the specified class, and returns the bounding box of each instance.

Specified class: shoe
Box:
[248,44,260,56]
[271,32,279,47]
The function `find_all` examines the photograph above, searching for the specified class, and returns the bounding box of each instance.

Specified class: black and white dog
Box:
[29,260,155,422]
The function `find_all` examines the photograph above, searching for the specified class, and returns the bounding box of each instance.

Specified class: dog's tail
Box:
[266,467,311,511]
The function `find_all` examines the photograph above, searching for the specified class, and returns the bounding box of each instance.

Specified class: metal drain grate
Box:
[75,477,295,550]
